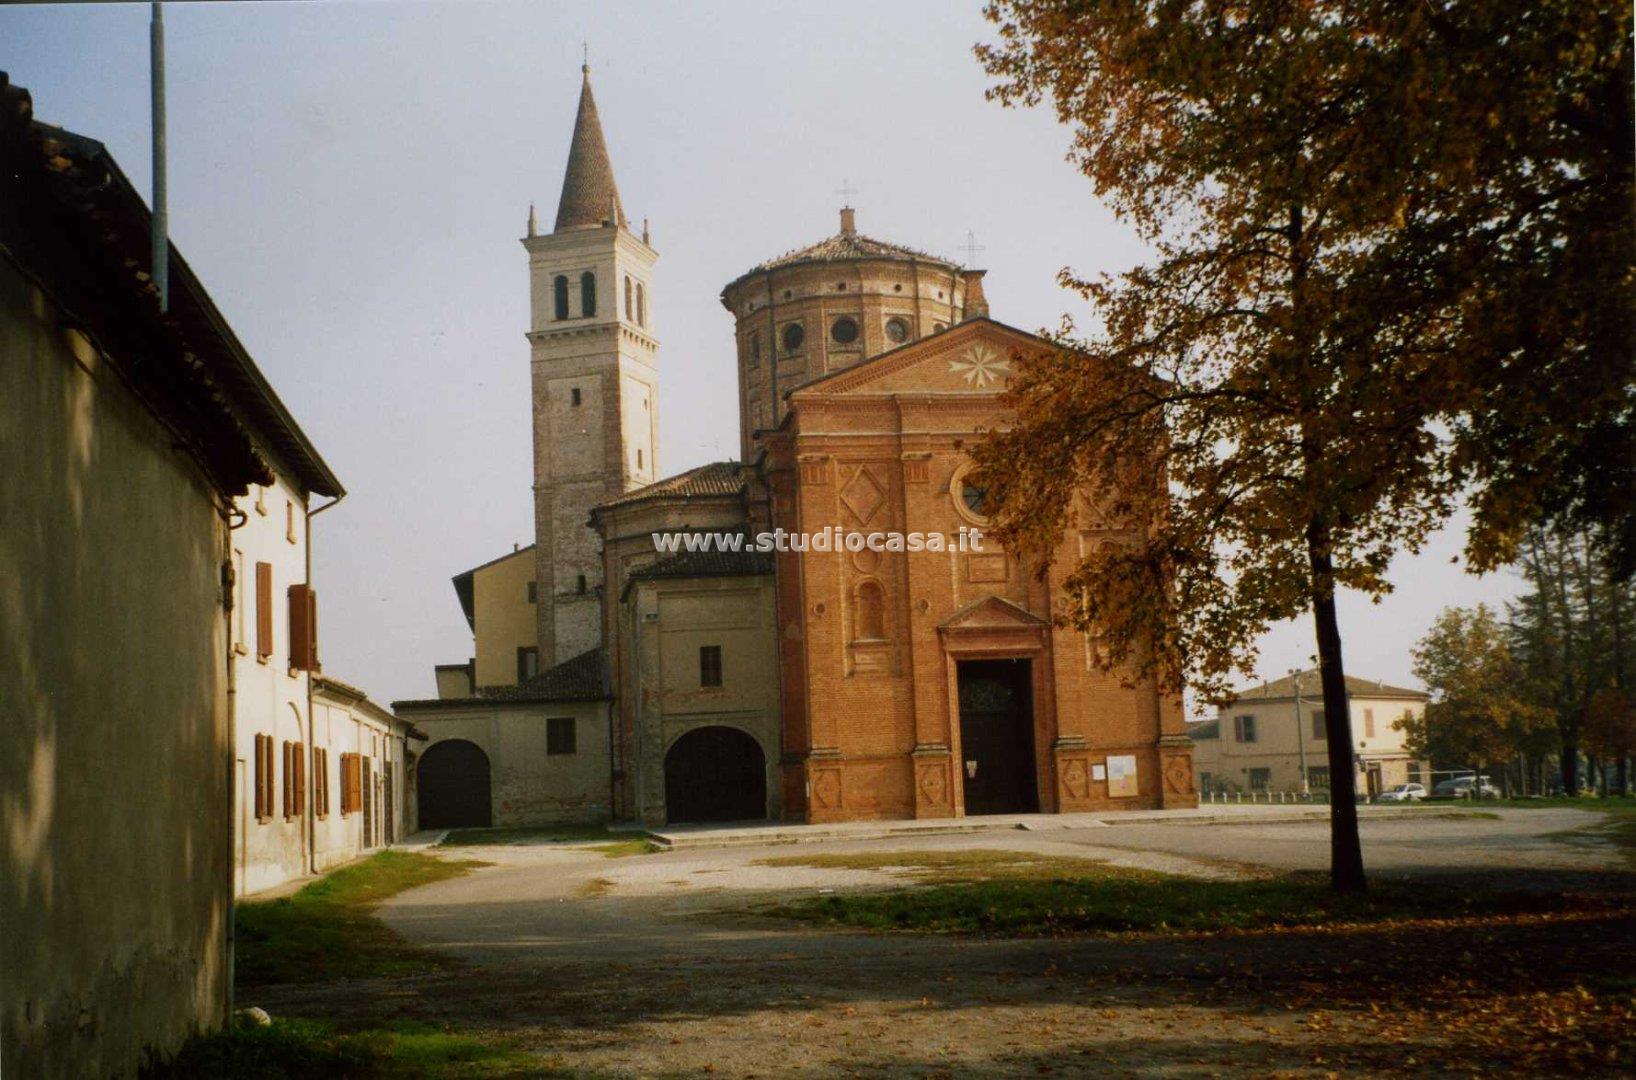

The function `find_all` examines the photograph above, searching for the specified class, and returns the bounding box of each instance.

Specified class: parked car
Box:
[1377,783,1426,802]
[1431,776,1500,798]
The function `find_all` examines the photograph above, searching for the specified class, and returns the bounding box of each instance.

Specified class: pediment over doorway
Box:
[938,594,1048,633]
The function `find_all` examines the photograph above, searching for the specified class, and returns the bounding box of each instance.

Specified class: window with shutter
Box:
[288,584,318,671]
[253,734,269,821]
[282,741,294,819]
[255,562,273,661]
[294,742,306,817]
[261,735,275,822]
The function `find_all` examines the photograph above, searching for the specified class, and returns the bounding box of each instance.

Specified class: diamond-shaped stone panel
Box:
[838,467,886,526]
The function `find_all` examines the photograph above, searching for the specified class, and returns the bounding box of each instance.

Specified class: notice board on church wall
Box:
[1106,755,1139,798]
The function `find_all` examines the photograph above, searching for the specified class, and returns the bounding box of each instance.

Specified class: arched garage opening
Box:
[664,726,766,824]
[417,739,492,829]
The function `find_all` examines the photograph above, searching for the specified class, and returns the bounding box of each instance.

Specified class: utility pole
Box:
[1291,669,1310,796]
[150,1,168,312]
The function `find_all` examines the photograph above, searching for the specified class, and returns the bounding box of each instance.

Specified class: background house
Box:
[1190,669,1429,796]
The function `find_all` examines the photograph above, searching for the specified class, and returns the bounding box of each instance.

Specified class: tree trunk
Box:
[1306,531,1366,892]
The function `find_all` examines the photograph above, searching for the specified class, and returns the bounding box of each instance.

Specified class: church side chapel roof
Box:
[1187,719,1221,741]
[594,460,745,512]
[627,544,775,585]
[393,647,609,709]
[554,66,625,231]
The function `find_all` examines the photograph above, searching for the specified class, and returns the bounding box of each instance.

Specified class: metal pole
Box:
[150,1,168,311]
[1291,670,1310,796]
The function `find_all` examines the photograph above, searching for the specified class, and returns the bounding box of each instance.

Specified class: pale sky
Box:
[4,1,1522,708]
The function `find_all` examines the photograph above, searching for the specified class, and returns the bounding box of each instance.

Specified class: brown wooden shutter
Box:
[255,562,273,660]
[292,742,303,817]
[281,741,292,819]
[253,735,266,819]
[288,584,319,671]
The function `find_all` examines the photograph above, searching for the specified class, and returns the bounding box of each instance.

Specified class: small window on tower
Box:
[576,574,587,594]
[580,271,596,317]
[699,645,723,688]
[636,448,644,470]
[527,581,537,604]
[636,283,645,326]
[751,331,761,364]
[553,275,569,321]
[624,275,633,320]
[570,387,581,407]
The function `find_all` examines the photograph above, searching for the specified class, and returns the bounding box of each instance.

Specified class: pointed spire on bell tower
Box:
[554,58,626,231]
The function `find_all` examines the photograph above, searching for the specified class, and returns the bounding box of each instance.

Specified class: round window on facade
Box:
[782,322,806,353]
[961,476,991,517]
[884,317,909,344]
[831,316,860,345]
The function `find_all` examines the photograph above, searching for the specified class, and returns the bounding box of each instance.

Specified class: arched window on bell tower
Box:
[624,275,633,321]
[553,275,569,321]
[636,283,645,327]
[581,271,597,318]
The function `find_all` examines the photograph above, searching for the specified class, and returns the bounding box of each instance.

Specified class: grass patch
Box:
[762,850,1627,936]
[588,839,661,858]
[143,1017,537,1079]
[1471,796,1636,811]
[575,877,616,898]
[236,850,485,986]
[440,824,619,846]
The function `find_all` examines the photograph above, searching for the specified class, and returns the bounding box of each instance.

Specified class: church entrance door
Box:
[665,726,766,824]
[956,658,1039,815]
[417,739,492,828]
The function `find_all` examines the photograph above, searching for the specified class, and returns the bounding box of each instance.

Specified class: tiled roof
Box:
[1227,668,1427,703]
[393,647,608,710]
[0,73,341,499]
[594,461,744,512]
[554,69,624,231]
[488,646,608,702]
[751,230,956,274]
[628,545,775,583]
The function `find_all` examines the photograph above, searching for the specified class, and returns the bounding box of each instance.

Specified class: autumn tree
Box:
[1399,606,1546,793]
[971,1,1631,890]
[1509,527,1636,794]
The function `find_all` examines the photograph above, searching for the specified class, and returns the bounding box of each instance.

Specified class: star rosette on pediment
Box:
[948,344,1009,389]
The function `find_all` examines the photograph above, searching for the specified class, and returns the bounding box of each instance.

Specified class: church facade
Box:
[393,68,1196,827]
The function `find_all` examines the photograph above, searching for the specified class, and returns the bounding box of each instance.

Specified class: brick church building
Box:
[394,66,1197,826]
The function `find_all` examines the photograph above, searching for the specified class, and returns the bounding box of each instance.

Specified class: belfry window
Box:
[580,271,596,317]
[553,275,569,321]
[624,275,633,320]
[636,283,645,326]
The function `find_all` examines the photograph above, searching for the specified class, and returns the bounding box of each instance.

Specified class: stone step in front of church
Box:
[642,804,1442,850]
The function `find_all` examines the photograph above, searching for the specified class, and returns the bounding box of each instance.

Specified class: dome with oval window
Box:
[884,317,910,344]
[782,322,806,353]
[831,316,859,345]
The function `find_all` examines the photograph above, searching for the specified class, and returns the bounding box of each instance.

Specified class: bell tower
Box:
[524,64,659,666]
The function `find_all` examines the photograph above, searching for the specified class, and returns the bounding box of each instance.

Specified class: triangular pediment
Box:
[939,593,1049,632]
[789,319,1055,399]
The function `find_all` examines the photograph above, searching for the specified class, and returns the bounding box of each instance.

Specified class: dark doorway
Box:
[417,739,492,829]
[665,726,767,824]
[956,658,1039,815]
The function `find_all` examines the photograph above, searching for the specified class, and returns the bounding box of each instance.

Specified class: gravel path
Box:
[254,808,1634,1077]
